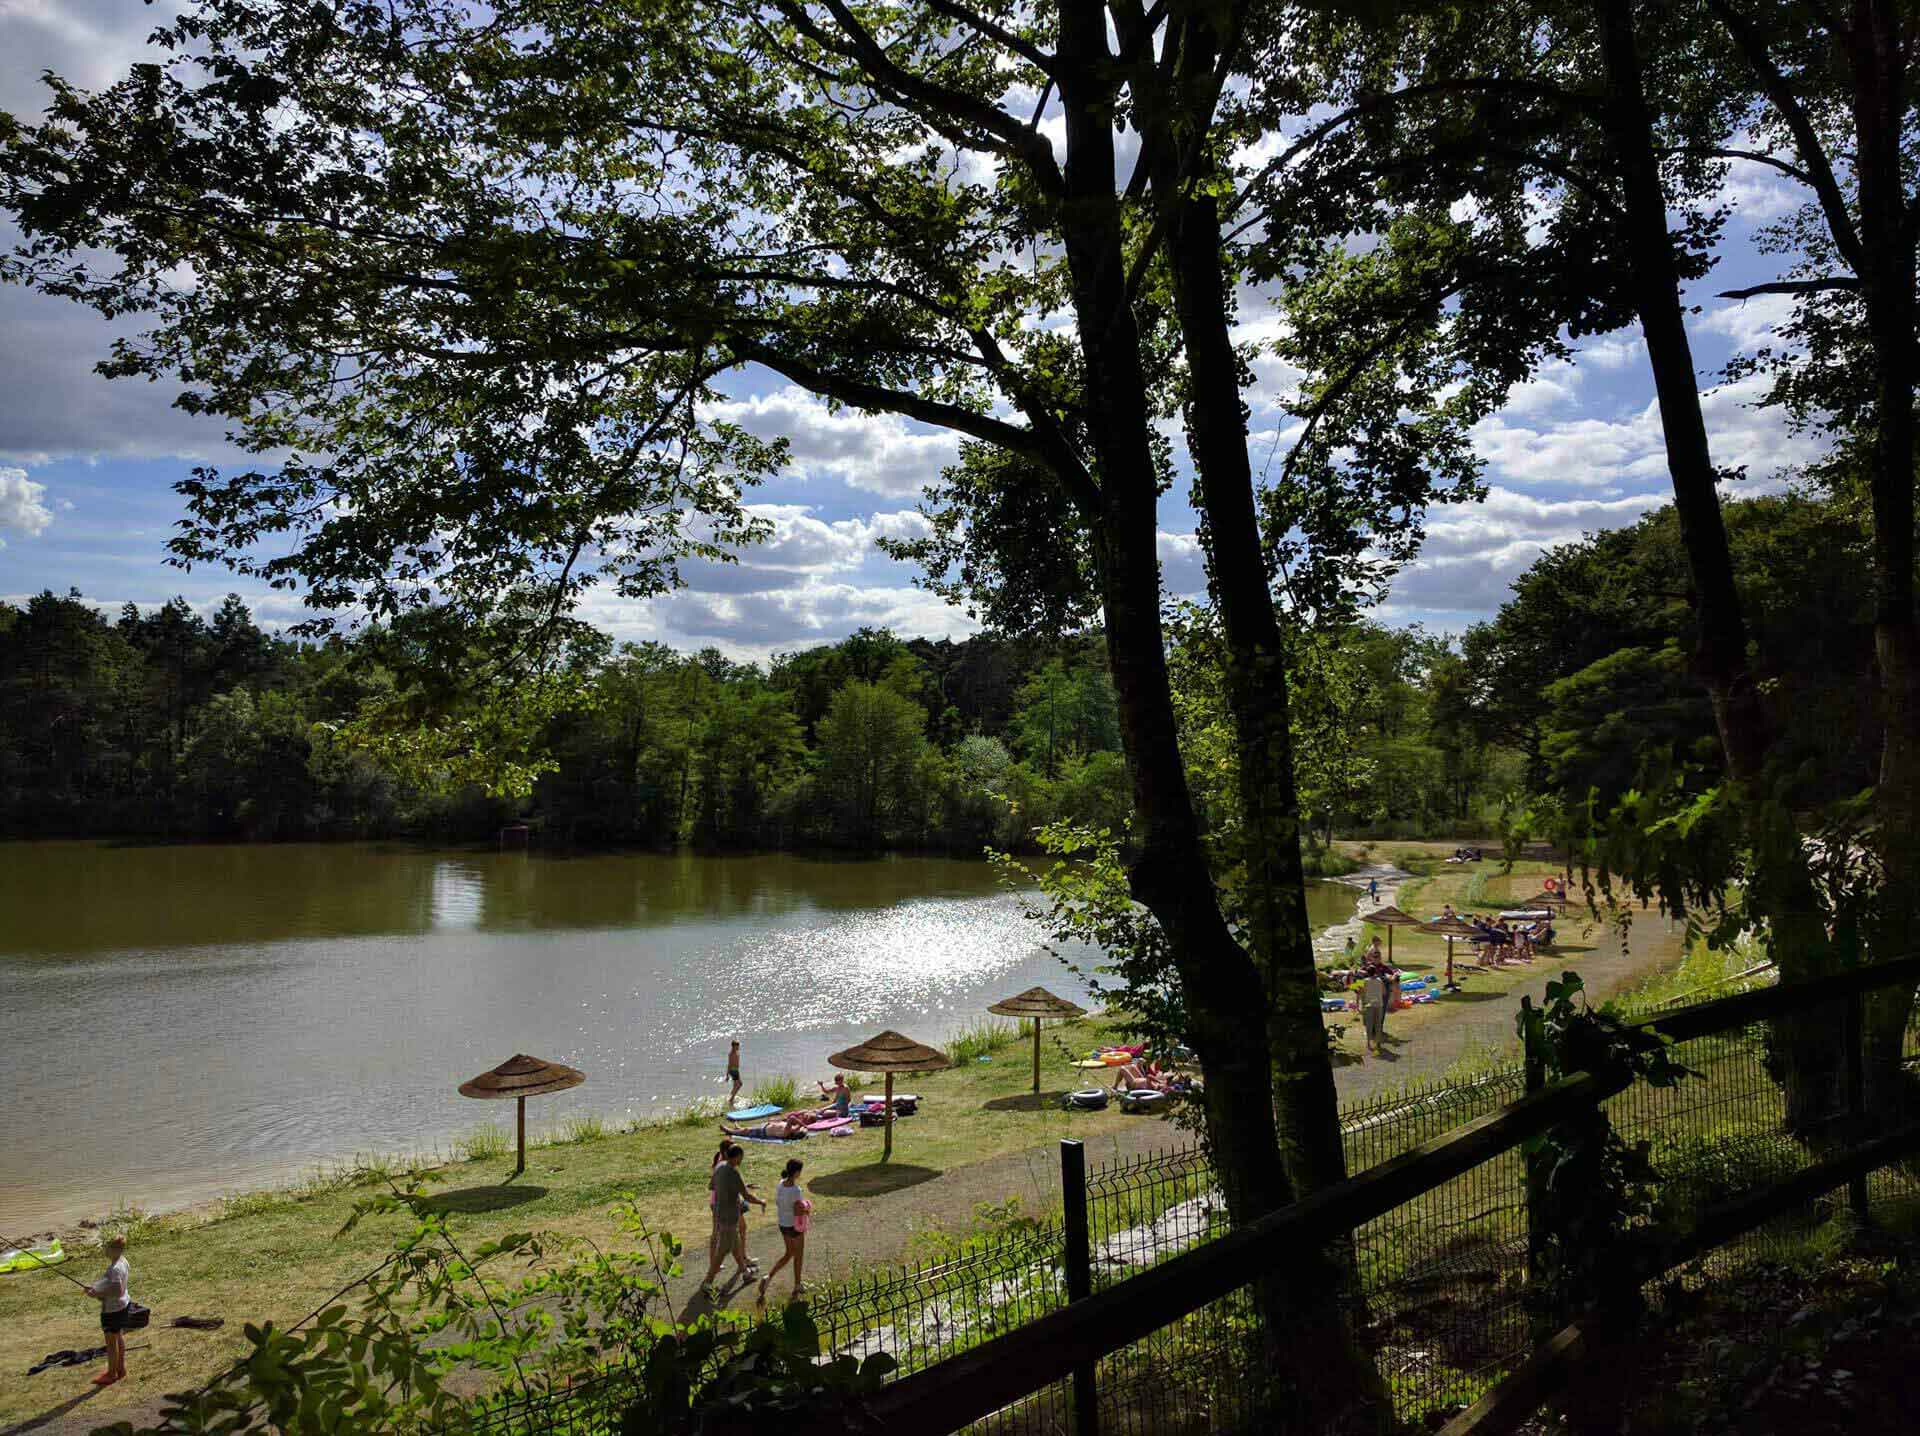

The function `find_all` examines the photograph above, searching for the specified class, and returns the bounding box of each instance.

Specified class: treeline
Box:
[1318,489,1881,840]
[0,593,1130,848]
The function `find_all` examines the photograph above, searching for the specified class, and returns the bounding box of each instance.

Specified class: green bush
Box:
[749,1074,800,1109]
[947,1019,1022,1065]
[455,1123,511,1163]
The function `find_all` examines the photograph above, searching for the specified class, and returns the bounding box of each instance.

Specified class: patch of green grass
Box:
[666,1097,722,1128]
[455,1123,512,1162]
[749,1074,800,1108]
[947,1019,1022,1065]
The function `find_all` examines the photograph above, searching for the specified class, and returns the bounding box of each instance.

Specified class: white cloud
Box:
[1578,336,1646,370]
[0,467,54,542]
[1699,292,1799,350]
[1471,374,1819,489]
[704,387,962,497]
[1503,359,1582,416]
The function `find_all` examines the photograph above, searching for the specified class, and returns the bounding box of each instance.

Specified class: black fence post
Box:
[1522,1023,1547,1296]
[1061,1139,1098,1436]
[1844,989,1870,1219]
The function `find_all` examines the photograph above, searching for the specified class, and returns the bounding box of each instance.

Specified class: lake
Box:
[0,842,1358,1230]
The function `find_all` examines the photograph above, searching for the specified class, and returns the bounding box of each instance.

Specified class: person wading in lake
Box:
[701,1146,764,1296]
[84,1236,132,1386]
[725,1039,742,1108]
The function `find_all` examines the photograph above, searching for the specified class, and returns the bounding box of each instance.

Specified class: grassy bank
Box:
[0,1014,1126,1431]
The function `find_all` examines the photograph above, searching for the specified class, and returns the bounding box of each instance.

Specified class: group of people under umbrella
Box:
[1358,885,1571,992]
[454,984,1093,1172]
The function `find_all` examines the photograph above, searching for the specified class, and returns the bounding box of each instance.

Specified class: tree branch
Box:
[1716,276,1861,299]
[923,0,1056,77]
[727,336,1048,457]
[1704,0,1867,274]
[1657,145,1818,188]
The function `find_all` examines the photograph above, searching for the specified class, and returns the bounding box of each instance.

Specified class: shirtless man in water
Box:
[725,1039,742,1106]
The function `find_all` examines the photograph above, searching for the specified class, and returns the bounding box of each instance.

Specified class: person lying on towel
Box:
[722,1117,808,1141]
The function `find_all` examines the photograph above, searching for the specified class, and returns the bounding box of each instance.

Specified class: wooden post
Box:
[1032,1020,1042,1098]
[883,1071,895,1162]
[515,1095,526,1177]
[1845,990,1869,1219]
[1060,1140,1097,1436]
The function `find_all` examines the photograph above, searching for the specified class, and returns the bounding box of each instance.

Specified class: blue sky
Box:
[0,2,1824,660]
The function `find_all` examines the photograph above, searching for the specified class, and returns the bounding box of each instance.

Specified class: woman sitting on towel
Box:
[722,1116,808,1141]
[817,1074,853,1118]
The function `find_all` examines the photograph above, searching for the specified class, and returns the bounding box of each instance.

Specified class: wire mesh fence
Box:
[480,971,1920,1436]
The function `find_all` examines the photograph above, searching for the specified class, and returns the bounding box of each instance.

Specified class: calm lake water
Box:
[0,842,1357,1230]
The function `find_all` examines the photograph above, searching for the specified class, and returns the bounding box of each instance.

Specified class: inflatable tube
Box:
[1063,1088,1110,1111]
[0,1240,65,1275]
[725,1102,782,1121]
[1120,1089,1170,1114]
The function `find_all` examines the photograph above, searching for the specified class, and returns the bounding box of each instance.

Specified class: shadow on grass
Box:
[982,1091,1068,1112]
[1436,990,1509,1003]
[1,1388,101,1436]
[810,1164,941,1198]
[425,1184,547,1215]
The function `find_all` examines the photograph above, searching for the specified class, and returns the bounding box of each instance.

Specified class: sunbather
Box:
[722,1117,807,1141]
[817,1074,853,1118]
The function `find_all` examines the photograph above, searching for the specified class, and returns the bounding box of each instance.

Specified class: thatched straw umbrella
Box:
[1524,889,1572,912]
[987,987,1087,1097]
[828,1031,951,1162]
[1360,904,1423,961]
[1422,915,1482,991]
[458,1053,585,1176]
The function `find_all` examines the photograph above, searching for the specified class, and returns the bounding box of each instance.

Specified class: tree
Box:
[0,3,1510,1406]
[1008,660,1119,779]
[814,681,930,848]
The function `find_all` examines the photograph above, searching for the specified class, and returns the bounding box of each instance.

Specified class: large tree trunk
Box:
[1155,130,1385,1423]
[1053,0,1288,1224]
[1848,0,1920,1119]
[1595,0,1838,1132]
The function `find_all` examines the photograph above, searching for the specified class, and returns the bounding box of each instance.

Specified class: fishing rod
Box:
[1,1233,93,1291]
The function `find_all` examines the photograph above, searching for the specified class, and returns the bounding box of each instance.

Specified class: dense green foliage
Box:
[0,590,1134,850]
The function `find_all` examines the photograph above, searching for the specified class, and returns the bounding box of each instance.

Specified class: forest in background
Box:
[0,487,1879,854]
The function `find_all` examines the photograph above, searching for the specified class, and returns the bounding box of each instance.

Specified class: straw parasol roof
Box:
[1361,903,1423,958]
[1524,890,1572,910]
[828,1030,953,1074]
[1421,916,1482,991]
[459,1054,586,1099]
[988,987,1086,1021]
[988,987,1087,1098]
[829,1031,951,1161]
[459,1054,584,1176]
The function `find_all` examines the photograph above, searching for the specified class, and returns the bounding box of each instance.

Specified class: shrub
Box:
[455,1124,511,1163]
[750,1074,800,1109]
[558,1114,608,1145]
[947,1019,1022,1065]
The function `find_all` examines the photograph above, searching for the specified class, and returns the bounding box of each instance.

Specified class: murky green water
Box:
[0,842,1353,1229]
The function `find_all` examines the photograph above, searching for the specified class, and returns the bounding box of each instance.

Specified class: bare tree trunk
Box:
[1053,0,1295,1238]
[1848,0,1920,1117]
[1595,0,1837,1131]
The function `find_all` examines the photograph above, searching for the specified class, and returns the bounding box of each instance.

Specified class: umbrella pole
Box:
[1388,925,1394,961]
[515,1095,526,1177]
[883,1071,895,1163]
[1032,1020,1041,1098]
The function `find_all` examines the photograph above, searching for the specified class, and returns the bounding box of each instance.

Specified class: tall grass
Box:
[668,1097,723,1129]
[749,1074,801,1109]
[947,1019,1023,1065]
[455,1123,511,1162]
[558,1114,609,1145]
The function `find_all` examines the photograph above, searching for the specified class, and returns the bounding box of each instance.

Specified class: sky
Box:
[0,1,1826,662]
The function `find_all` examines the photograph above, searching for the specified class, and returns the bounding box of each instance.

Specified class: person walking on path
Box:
[1368,877,1379,902]
[84,1236,132,1386]
[725,1040,743,1108]
[1359,968,1389,1057]
[702,1147,764,1295]
[759,1159,812,1302]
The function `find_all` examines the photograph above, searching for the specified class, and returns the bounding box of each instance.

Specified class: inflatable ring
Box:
[1064,1088,1111,1111]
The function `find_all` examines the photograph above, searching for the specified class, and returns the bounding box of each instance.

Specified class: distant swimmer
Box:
[726,1039,743,1107]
